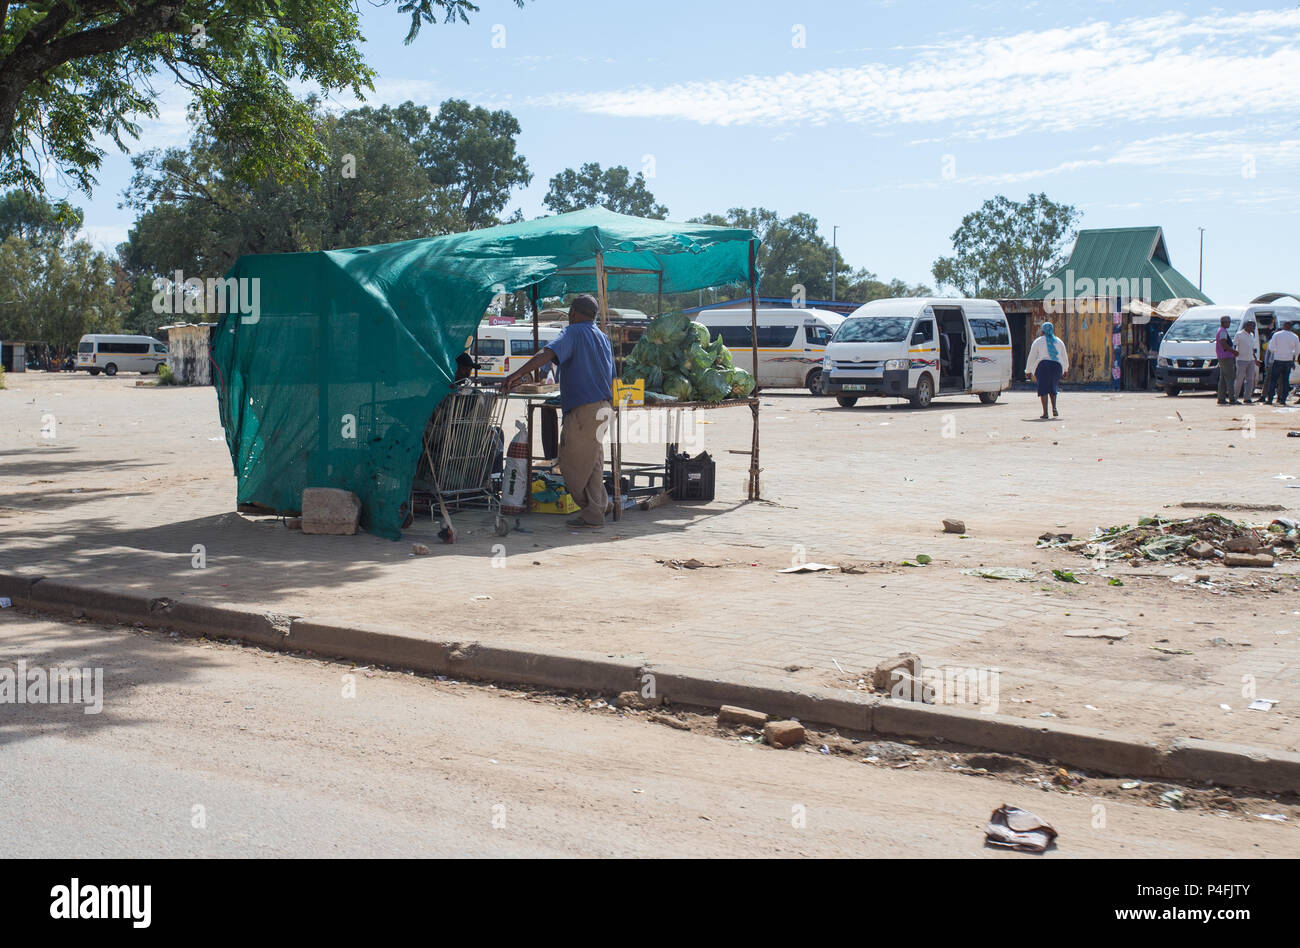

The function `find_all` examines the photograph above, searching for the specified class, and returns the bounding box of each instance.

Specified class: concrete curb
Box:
[3,571,1297,795]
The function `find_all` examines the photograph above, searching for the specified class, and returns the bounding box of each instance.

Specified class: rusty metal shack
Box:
[1000,227,1211,388]
[160,322,217,384]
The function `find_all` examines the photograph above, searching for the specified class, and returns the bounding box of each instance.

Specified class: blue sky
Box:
[71,0,1300,302]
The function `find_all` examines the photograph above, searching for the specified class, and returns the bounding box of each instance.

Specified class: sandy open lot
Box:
[2,370,1298,754]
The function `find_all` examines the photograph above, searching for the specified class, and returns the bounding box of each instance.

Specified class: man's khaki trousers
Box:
[559,400,610,525]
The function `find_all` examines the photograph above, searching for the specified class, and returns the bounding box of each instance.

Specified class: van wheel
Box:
[909,374,935,408]
[836,395,858,408]
[806,368,826,396]
[88,368,100,376]
[978,391,1000,404]
[1164,385,1181,396]
[104,363,118,376]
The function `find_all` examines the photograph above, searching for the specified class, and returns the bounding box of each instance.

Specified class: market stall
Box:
[214,207,764,539]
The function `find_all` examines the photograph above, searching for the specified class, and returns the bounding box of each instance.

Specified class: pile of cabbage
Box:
[620,311,755,403]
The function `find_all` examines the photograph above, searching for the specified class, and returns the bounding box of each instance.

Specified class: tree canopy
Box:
[0,0,525,195]
[544,163,667,219]
[931,193,1080,298]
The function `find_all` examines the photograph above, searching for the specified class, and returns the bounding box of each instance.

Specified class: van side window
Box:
[153,344,167,353]
[712,325,752,348]
[510,339,536,356]
[757,325,797,347]
[911,320,935,344]
[477,339,505,357]
[805,324,832,346]
[969,318,1010,346]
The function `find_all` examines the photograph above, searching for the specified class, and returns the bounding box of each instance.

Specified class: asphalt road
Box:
[0,610,1291,858]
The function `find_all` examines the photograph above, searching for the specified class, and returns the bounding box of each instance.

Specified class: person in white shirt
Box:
[1265,321,1300,405]
[1025,322,1070,419]
[1233,320,1261,404]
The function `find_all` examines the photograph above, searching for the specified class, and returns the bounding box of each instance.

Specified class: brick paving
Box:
[2,371,1298,752]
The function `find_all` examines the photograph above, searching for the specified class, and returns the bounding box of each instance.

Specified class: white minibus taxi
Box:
[76,334,168,375]
[821,298,1012,408]
[1156,304,1300,396]
[472,325,562,382]
[693,307,844,394]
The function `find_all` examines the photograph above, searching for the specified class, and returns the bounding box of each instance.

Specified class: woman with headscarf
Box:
[1024,322,1070,419]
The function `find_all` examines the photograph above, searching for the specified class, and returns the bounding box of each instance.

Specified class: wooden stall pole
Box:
[656,271,663,318]
[747,239,762,501]
[530,284,539,353]
[595,249,621,520]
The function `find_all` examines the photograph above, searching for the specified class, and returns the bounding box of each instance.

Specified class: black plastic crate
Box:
[669,451,716,502]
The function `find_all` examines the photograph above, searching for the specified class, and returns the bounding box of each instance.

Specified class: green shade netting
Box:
[213,207,757,538]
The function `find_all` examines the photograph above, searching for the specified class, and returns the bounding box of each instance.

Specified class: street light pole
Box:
[1198,227,1205,291]
[831,225,839,302]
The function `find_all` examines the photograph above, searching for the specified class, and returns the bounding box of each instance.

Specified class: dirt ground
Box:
[2,370,1298,754]
[2,610,1293,858]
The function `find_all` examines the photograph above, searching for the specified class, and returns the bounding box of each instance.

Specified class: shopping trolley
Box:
[412,385,510,539]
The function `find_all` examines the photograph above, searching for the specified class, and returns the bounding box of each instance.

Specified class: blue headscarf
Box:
[1041,322,1059,361]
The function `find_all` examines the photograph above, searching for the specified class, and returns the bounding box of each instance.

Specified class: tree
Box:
[692,207,839,299]
[358,99,531,230]
[0,189,82,245]
[544,163,667,218]
[931,193,1080,298]
[120,101,454,281]
[0,233,123,348]
[0,1,526,195]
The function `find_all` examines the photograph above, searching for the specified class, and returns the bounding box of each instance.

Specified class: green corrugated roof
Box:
[1027,226,1212,303]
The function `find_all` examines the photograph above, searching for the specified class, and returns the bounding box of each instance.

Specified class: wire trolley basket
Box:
[413,385,509,536]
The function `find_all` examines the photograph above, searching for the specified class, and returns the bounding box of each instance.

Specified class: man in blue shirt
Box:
[505,294,615,528]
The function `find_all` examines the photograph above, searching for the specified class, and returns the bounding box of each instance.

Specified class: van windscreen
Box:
[834,317,912,343]
[1166,319,1237,342]
[78,342,93,353]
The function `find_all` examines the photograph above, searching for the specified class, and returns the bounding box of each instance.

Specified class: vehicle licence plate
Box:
[842,384,867,391]
[1178,377,1199,383]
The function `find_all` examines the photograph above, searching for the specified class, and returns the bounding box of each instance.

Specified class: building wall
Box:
[166,325,212,385]
[999,298,1116,385]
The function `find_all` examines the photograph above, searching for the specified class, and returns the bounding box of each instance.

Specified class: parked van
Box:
[472,325,562,382]
[693,307,844,394]
[76,334,167,375]
[821,298,1012,408]
[1157,304,1300,395]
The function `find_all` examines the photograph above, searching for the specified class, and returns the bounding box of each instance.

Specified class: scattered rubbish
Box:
[0,597,10,608]
[778,562,839,573]
[661,558,721,570]
[1120,780,1141,790]
[1289,431,1300,438]
[471,594,492,601]
[1051,767,1083,788]
[411,543,432,556]
[962,567,1036,581]
[914,553,932,565]
[819,744,831,755]
[1150,645,1192,655]
[942,519,966,534]
[984,804,1058,853]
[1255,813,1288,822]
[1219,704,1232,711]
[1052,569,1081,584]
[1248,698,1278,711]
[1139,535,1194,559]
[1039,712,1056,718]
[1064,628,1129,640]
[1037,532,1074,547]
[1170,574,1190,584]
[1159,789,1186,810]
[1107,577,1124,586]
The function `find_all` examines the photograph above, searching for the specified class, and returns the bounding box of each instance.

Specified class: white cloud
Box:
[529,8,1300,137]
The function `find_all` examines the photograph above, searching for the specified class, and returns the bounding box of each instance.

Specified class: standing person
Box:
[1214,315,1239,405]
[504,294,614,528]
[1233,319,1260,404]
[1264,320,1300,406]
[1025,322,1070,420]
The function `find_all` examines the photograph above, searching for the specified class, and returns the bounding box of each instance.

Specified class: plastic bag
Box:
[501,419,530,514]
[727,367,755,397]
[662,372,693,401]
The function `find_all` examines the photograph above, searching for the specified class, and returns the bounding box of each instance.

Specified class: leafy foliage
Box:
[931,193,1080,298]
[0,0,525,195]
[544,163,667,219]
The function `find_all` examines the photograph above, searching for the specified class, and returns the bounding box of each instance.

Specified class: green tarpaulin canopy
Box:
[213,207,759,538]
